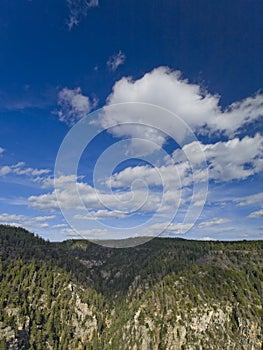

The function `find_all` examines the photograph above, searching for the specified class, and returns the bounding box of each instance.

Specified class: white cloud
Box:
[34,215,56,222]
[0,162,50,178]
[166,222,193,235]
[107,51,126,71]
[182,134,263,181]
[28,175,162,214]
[0,213,25,222]
[44,132,261,229]
[39,223,49,228]
[248,208,263,218]
[200,236,216,241]
[27,134,262,237]
[7,67,261,241]
[28,192,60,211]
[56,87,96,126]
[0,147,4,156]
[52,223,69,228]
[212,93,263,135]
[0,222,21,227]
[140,222,193,236]
[59,227,79,238]
[0,166,12,176]
[108,163,189,193]
[0,212,66,238]
[74,209,127,220]
[101,67,263,155]
[28,170,206,240]
[198,217,231,229]
[73,228,108,239]
[106,134,263,194]
[66,0,99,30]
[0,213,56,225]
[236,192,263,207]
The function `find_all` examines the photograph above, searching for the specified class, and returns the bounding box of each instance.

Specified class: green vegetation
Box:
[0,224,262,349]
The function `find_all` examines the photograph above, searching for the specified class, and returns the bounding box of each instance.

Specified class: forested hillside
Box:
[0,225,262,349]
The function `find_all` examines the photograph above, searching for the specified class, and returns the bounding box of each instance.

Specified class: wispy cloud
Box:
[145,222,193,236]
[0,213,56,229]
[248,208,263,218]
[236,192,263,207]
[0,147,4,156]
[0,213,25,223]
[66,0,99,30]
[52,223,69,229]
[74,210,127,220]
[34,215,56,222]
[198,217,231,229]
[0,162,50,178]
[56,87,97,126]
[107,51,126,72]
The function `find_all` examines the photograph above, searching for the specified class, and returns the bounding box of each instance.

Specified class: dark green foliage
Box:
[0,224,262,349]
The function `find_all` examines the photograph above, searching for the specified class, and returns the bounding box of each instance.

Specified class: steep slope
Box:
[0,225,262,349]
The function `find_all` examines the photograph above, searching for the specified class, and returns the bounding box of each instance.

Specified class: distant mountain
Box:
[0,224,262,349]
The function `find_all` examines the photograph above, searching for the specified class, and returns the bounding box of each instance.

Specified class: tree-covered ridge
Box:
[0,224,262,349]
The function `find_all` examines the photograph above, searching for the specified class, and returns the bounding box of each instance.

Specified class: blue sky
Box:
[0,0,262,242]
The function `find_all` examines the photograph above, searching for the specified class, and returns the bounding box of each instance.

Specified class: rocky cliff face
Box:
[119,302,261,350]
[102,269,262,350]
[0,225,262,349]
